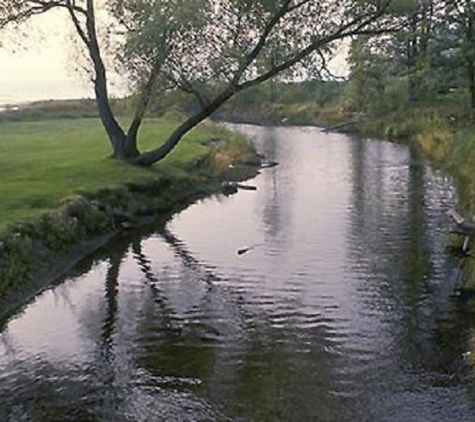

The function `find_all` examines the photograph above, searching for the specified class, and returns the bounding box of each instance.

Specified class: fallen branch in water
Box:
[222,182,258,195]
[237,243,263,256]
[241,160,279,169]
[448,209,475,253]
[260,162,279,169]
[323,121,359,133]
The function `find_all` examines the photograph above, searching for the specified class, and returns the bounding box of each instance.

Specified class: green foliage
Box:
[344,1,475,114]
[214,80,344,125]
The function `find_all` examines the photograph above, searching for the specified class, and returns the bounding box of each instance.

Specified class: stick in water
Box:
[237,243,262,256]
[448,208,465,225]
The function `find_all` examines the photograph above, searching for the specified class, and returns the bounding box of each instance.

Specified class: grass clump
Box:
[0,199,114,298]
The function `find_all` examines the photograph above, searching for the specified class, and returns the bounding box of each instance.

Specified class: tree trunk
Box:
[84,0,137,160]
[133,109,212,166]
[133,89,235,166]
[466,2,475,115]
[468,59,475,113]
[408,75,418,105]
[93,71,133,159]
[407,14,419,105]
[125,63,162,158]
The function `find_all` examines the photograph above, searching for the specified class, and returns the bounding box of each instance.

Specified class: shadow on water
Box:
[1,125,475,421]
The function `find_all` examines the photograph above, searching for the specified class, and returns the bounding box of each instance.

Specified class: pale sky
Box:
[0,12,94,105]
[0,11,348,106]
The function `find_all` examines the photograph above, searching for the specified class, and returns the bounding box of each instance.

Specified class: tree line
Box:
[0,1,441,165]
[345,0,475,115]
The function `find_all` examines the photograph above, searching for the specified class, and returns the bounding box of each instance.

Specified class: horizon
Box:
[0,11,106,106]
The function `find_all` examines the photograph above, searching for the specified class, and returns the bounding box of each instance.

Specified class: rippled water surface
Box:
[1,125,475,421]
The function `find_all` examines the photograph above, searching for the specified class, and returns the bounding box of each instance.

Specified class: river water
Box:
[1,124,475,421]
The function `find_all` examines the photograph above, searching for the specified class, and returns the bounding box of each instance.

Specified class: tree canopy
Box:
[344,0,475,114]
[1,0,409,165]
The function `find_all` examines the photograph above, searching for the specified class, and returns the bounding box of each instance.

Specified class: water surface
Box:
[1,125,474,421]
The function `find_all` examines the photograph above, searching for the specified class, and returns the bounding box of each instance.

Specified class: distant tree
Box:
[345,0,467,112]
[2,0,405,165]
[395,0,439,104]
[445,0,475,111]
[345,35,400,112]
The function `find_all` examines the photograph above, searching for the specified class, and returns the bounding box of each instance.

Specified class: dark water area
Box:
[1,125,475,421]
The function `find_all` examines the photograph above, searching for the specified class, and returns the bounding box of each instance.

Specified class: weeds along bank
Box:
[0,114,258,318]
[355,110,474,211]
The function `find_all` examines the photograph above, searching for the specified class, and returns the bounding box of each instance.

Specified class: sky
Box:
[0,11,349,106]
[0,12,94,105]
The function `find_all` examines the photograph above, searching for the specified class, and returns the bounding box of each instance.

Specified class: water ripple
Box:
[1,126,474,421]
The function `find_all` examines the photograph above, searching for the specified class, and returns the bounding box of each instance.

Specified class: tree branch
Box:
[231,0,293,86]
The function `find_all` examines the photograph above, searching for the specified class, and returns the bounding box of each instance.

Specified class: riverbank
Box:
[2,123,469,422]
[218,102,471,205]
[356,117,475,294]
[0,114,259,320]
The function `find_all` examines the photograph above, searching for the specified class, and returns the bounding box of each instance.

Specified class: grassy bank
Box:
[0,114,253,229]
[0,114,257,312]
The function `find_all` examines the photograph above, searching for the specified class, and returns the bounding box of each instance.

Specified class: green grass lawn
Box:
[0,116,218,231]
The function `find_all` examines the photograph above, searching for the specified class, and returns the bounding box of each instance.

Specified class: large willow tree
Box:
[1,0,402,165]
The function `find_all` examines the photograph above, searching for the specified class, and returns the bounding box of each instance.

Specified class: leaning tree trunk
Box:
[133,89,235,166]
[125,63,163,159]
[133,109,211,166]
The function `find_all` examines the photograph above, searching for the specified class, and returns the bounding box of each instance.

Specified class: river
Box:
[1,124,474,421]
